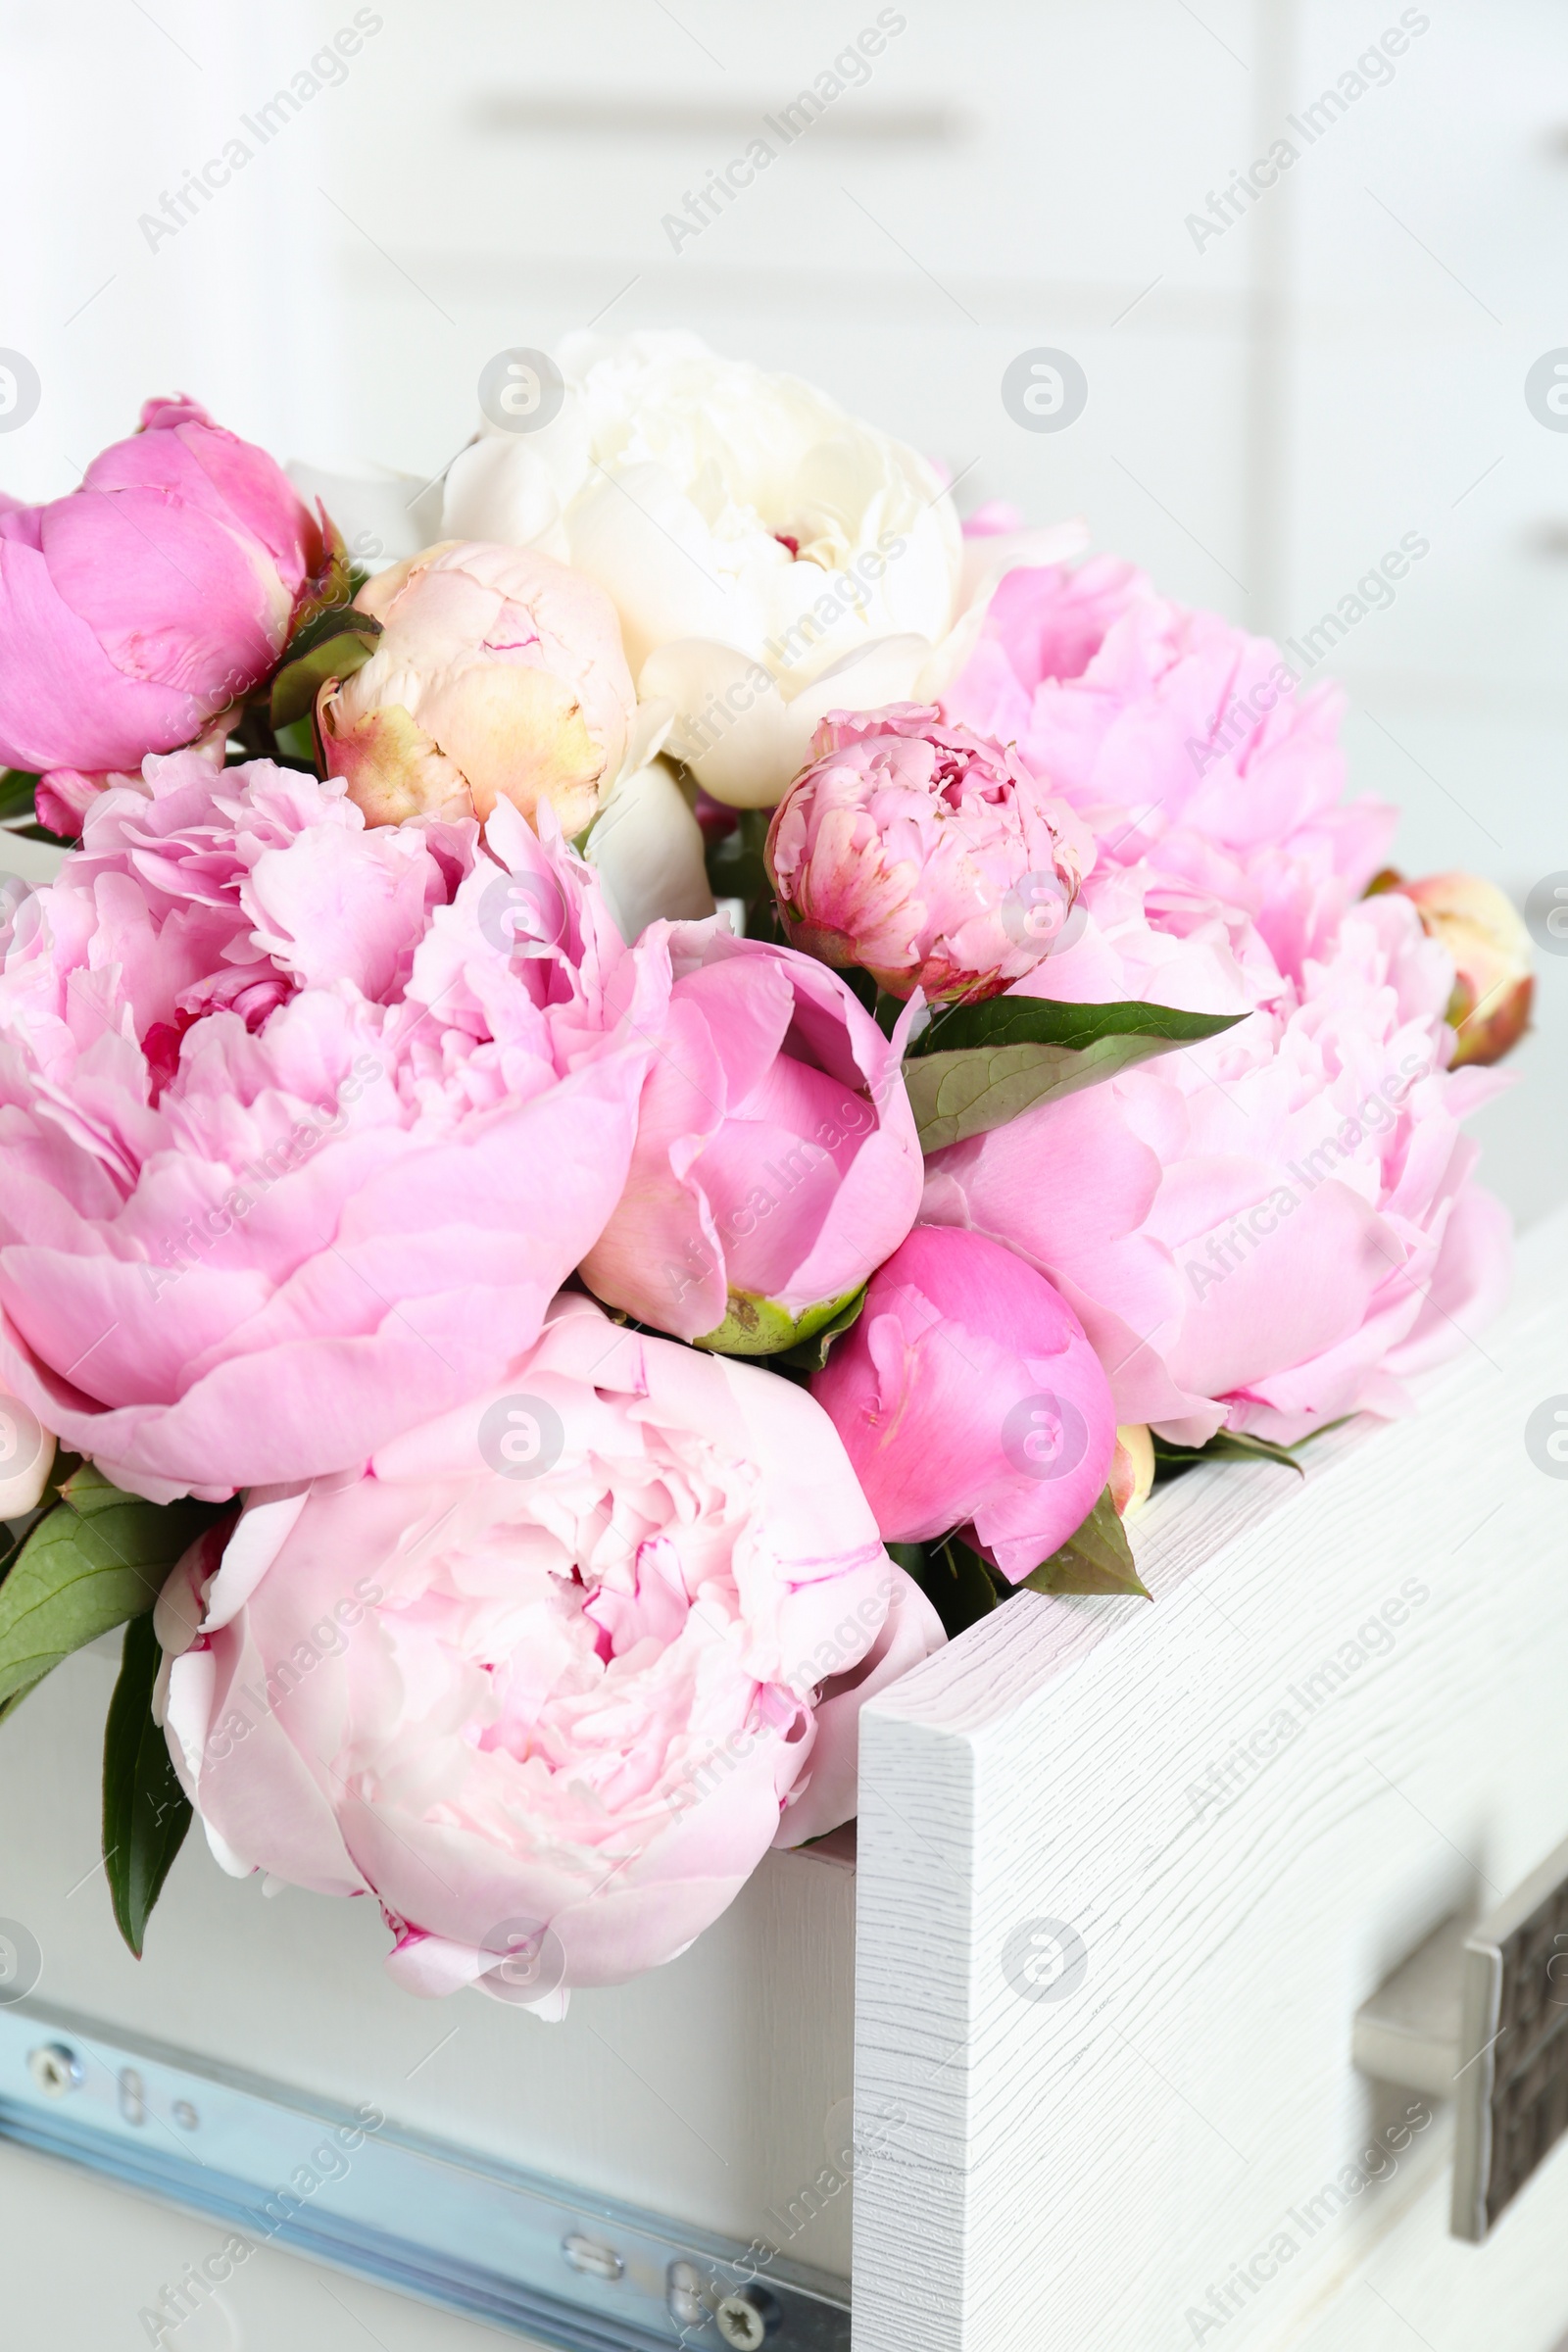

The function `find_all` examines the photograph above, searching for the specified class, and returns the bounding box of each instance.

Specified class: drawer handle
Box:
[1353,1829,1568,2239]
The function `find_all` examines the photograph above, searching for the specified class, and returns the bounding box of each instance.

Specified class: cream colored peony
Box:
[437,331,1084,807]
[318,540,637,836]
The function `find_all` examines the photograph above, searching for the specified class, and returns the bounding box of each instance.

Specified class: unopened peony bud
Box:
[0,395,331,805]
[580,926,922,1353]
[811,1226,1118,1582]
[766,704,1089,1004]
[1395,871,1533,1068]
[318,540,636,836]
[1107,1424,1154,1520]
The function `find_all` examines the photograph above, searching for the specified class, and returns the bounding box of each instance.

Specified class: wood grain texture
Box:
[853,1206,1568,2352]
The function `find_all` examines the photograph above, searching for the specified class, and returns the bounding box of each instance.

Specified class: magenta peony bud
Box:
[765,702,1089,1003]
[811,1225,1117,1580]
[0,396,329,781]
[1392,870,1533,1068]
[318,539,636,836]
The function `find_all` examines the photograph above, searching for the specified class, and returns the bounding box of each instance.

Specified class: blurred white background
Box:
[1,0,1563,1219]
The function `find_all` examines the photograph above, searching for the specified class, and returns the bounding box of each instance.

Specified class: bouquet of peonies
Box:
[0,337,1529,2011]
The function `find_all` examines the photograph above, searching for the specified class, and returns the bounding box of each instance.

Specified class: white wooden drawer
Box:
[854,1205,1568,2352]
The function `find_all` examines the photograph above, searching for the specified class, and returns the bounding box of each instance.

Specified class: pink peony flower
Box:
[154,1293,945,2007]
[318,540,637,836]
[922,894,1512,1446]
[0,750,668,1500]
[579,922,923,1352]
[943,559,1397,986]
[811,1226,1117,1580]
[0,396,330,786]
[1388,870,1533,1068]
[765,703,1090,1003]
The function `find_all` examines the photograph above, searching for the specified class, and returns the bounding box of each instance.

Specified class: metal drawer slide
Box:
[0,1999,849,2351]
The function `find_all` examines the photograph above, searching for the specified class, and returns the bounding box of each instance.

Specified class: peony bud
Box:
[766,703,1089,1004]
[579,924,922,1354]
[0,395,330,795]
[811,1225,1117,1581]
[1394,871,1533,1068]
[318,539,636,836]
[1107,1424,1154,1520]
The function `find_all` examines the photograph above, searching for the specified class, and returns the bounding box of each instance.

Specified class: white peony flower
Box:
[439,331,1085,807]
[584,754,714,943]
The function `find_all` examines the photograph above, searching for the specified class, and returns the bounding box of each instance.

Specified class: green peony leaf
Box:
[0,1467,221,1718]
[0,768,39,825]
[905,999,1245,1153]
[1152,1428,1311,1478]
[704,808,785,945]
[918,1536,1004,1638]
[102,1611,191,1958]
[907,996,1243,1059]
[1019,1486,1150,1599]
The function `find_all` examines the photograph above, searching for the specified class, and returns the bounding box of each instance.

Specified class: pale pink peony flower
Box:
[922,893,1512,1446]
[318,539,637,835]
[765,704,1090,1003]
[154,1293,945,2008]
[0,749,668,1500]
[811,1226,1116,1580]
[0,397,330,789]
[579,920,923,1352]
[943,559,1397,986]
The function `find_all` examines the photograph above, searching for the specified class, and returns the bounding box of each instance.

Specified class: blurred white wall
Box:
[1,0,1563,1216]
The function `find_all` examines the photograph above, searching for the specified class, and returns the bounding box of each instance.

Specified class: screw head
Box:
[714,2295,768,2350]
[28,2042,81,2096]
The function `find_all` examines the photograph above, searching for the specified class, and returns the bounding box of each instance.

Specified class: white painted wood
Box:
[853,1203,1568,2352]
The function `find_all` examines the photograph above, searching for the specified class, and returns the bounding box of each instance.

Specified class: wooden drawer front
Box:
[854,1207,1568,2352]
